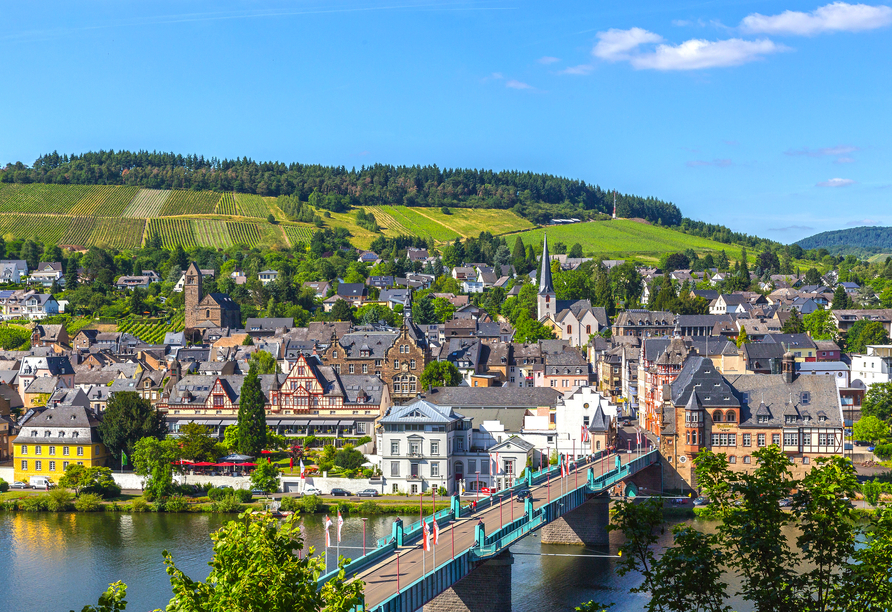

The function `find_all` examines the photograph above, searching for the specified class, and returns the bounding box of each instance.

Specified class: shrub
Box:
[337,502,350,515]
[20,495,49,512]
[165,496,189,513]
[0,479,7,492]
[873,443,892,458]
[47,489,74,512]
[213,495,242,513]
[74,493,104,512]
[300,494,320,514]
[863,480,883,506]
[234,489,253,503]
[318,460,335,473]
[280,496,301,512]
[130,498,149,513]
[84,482,122,499]
[208,487,228,501]
[358,500,382,514]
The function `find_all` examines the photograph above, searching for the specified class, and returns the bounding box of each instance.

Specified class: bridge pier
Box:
[423,551,514,612]
[539,493,610,546]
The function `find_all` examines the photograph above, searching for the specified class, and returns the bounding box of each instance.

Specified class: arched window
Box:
[686,431,691,444]
[545,295,550,303]
[713,411,723,422]
[586,325,591,334]
[726,411,736,422]
[206,309,211,318]
[567,325,572,335]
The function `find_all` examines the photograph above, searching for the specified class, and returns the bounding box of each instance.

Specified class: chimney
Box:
[782,351,795,384]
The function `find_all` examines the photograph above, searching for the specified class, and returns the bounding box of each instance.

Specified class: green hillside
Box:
[516,219,746,264]
[797,226,892,257]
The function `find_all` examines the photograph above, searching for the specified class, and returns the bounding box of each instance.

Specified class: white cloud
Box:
[506,79,533,90]
[537,56,560,64]
[835,156,856,163]
[559,64,595,75]
[817,177,856,187]
[741,2,892,35]
[672,19,692,27]
[593,28,663,60]
[786,144,859,157]
[630,38,787,70]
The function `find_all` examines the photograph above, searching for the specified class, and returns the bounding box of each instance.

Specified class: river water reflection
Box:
[0,512,779,612]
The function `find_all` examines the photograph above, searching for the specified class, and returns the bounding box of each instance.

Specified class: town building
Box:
[183,263,241,331]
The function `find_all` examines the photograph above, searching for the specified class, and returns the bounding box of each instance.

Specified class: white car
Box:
[302,484,323,496]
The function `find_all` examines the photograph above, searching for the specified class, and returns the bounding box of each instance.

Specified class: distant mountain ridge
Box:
[796,226,892,256]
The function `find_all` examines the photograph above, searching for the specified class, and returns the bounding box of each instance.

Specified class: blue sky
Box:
[1,1,890,243]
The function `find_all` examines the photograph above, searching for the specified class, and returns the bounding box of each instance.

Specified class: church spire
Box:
[538,233,555,295]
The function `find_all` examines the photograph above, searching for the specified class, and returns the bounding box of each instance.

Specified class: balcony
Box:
[408,452,423,458]
[407,474,422,481]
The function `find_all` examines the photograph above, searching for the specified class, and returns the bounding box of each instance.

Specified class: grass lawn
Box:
[413,206,533,237]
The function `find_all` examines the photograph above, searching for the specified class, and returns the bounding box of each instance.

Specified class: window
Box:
[431,462,439,477]
[391,441,399,455]
[743,434,751,447]
[784,433,798,446]
[713,411,723,422]
[49,446,55,456]
[431,441,439,455]
[586,325,591,335]
[77,446,84,456]
[35,460,42,471]
[20,460,27,470]
[349,364,354,374]
[213,395,224,407]
[410,442,420,455]
[567,325,572,335]
[801,392,811,405]
[757,434,766,447]
[393,360,399,369]
[35,446,42,455]
[362,364,368,374]
[772,434,781,446]
[468,459,477,474]
[390,461,400,477]
[758,415,769,424]
[49,461,56,471]
[63,446,69,456]
[455,437,464,451]
[726,412,736,423]
[803,456,810,465]
[550,380,556,387]
[21,445,27,455]
[729,456,737,464]
[743,456,751,464]
[583,416,590,426]
[410,359,416,370]
[818,433,832,446]
[63,461,69,470]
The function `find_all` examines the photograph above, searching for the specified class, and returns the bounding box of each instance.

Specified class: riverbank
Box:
[0,489,452,515]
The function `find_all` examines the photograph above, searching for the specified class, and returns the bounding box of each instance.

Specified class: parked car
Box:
[251,488,268,496]
[9,481,28,489]
[670,497,690,506]
[515,488,532,501]
[692,496,710,506]
[330,488,352,497]
[356,489,379,497]
[302,484,323,496]
[29,476,52,489]
[778,498,793,507]
[216,485,233,490]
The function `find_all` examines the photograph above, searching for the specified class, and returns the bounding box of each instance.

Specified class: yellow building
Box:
[12,389,107,484]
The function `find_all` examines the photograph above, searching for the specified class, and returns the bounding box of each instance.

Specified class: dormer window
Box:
[758,415,769,424]
[818,416,826,422]
[800,392,810,405]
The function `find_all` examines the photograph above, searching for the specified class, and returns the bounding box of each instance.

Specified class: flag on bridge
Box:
[324,515,333,547]
[432,519,439,546]
[581,425,590,443]
[423,519,431,551]
[491,452,501,475]
[337,510,344,543]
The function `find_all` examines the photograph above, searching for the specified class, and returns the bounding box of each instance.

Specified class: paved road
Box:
[353,451,635,610]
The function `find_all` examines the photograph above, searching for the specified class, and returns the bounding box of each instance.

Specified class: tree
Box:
[568,243,583,259]
[97,392,167,462]
[58,464,115,497]
[250,459,281,494]
[162,512,364,612]
[334,446,365,470]
[804,267,823,285]
[419,361,462,388]
[129,286,146,315]
[803,309,838,341]
[178,422,218,462]
[854,415,889,443]
[249,349,281,374]
[412,296,437,324]
[781,308,804,334]
[132,437,179,500]
[863,382,892,422]
[242,334,254,346]
[65,257,80,291]
[832,285,852,310]
[223,424,240,451]
[238,364,267,456]
[736,325,750,347]
[329,299,352,322]
[846,320,890,353]
[432,297,455,323]
[513,310,556,343]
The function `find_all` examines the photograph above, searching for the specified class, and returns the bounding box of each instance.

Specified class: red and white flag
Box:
[581,425,590,443]
[636,428,642,446]
[300,459,306,481]
[337,510,344,543]
[560,455,566,478]
[432,519,439,546]
[422,519,431,551]
[324,515,333,547]
[491,452,501,475]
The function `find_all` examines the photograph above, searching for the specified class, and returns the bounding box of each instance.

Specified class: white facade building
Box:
[851,345,892,387]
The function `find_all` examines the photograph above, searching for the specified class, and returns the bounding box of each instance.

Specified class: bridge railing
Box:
[475,513,545,558]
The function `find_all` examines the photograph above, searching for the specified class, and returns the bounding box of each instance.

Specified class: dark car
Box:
[356,489,379,497]
[778,498,793,507]
[330,488,352,497]
[515,488,532,501]
[251,488,269,496]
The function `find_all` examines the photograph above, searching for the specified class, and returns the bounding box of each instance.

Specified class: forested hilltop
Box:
[0,150,680,226]
[797,226,892,257]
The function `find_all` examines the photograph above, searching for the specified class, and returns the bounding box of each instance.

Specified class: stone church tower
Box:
[184,262,202,330]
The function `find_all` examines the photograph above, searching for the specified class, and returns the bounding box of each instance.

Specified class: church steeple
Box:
[539,233,555,295]
[537,233,556,321]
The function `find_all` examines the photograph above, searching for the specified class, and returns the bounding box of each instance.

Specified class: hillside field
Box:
[516,220,746,263]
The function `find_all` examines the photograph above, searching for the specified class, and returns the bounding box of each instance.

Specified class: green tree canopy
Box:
[249,349,281,374]
[863,382,892,422]
[97,391,167,462]
[854,415,889,444]
[803,309,838,341]
[419,361,462,388]
[781,308,804,334]
[250,459,281,494]
[237,364,267,456]
[132,437,179,500]
[846,320,890,353]
[178,422,218,462]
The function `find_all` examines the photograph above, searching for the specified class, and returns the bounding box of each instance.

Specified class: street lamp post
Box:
[361,518,368,556]
[475,471,480,499]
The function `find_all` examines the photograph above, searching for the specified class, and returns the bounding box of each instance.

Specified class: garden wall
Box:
[112,472,253,491]
[280,475,384,494]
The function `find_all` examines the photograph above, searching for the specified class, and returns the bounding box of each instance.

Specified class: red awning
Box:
[192,462,216,467]
[217,462,237,467]
[235,462,256,466]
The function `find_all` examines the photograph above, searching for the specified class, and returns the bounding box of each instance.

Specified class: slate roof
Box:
[379,398,463,424]
[338,332,398,358]
[725,373,843,429]
[420,386,561,408]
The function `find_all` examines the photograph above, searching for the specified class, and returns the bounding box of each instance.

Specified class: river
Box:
[0,512,759,612]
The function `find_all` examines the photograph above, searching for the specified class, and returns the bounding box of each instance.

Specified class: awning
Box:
[321,420,338,426]
[338,420,356,427]
[267,419,281,426]
[220,420,237,426]
[204,420,222,426]
[293,420,309,427]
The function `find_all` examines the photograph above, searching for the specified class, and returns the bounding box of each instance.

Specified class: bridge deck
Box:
[352,450,648,610]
